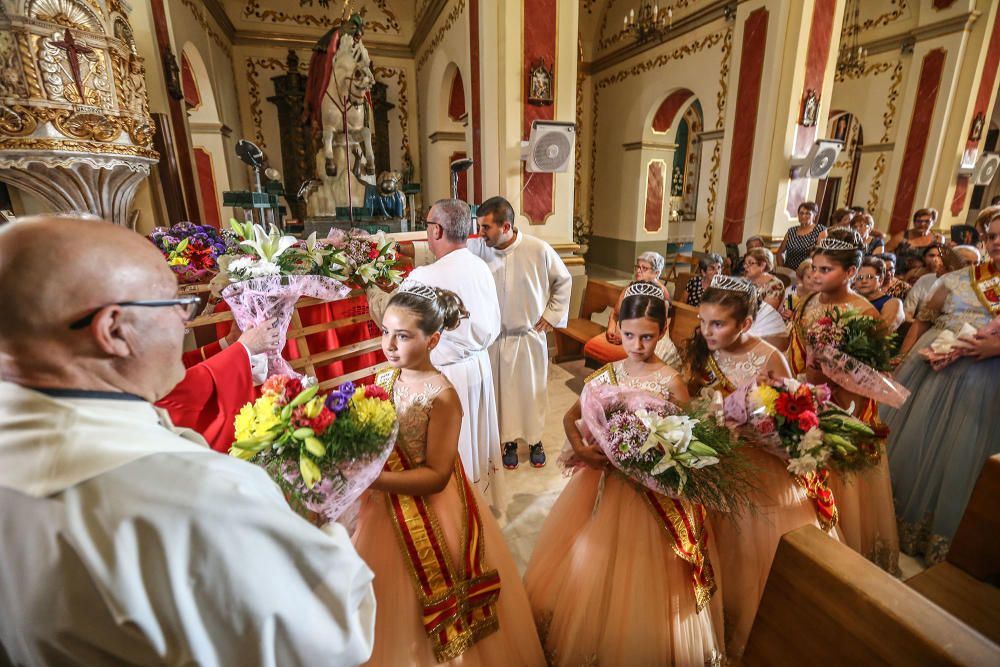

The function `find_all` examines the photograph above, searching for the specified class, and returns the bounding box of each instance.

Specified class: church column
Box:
[476,0,578,245]
[714,0,843,248]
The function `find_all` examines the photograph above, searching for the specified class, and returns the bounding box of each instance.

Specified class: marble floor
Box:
[495,358,925,580]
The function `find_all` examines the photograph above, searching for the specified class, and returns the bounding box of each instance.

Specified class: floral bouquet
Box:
[230,375,397,523]
[805,306,910,408]
[723,378,880,476]
[325,228,405,289]
[919,318,1000,370]
[148,222,236,283]
[580,383,753,513]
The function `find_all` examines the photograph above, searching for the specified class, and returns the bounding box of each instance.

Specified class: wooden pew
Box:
[905,454,1000,643]
[669,300,699,350]
[553,278,621,363]
[742,526,998,666]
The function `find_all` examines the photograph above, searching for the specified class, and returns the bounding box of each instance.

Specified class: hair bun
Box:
[432,287,470,331]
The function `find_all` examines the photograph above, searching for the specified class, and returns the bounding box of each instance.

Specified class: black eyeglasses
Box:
[68,297,202,330]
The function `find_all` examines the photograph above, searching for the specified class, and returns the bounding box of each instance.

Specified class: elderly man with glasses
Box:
[0,216,376,666]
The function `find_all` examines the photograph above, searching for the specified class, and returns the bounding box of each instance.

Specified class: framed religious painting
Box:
[527,59,554,106]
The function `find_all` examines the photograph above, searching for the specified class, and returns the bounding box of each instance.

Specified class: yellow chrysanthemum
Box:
[233,402,257,441]
[351,395,396,437]
[252,394,282,434]
[168,256,189,266]
[755,385,780,416]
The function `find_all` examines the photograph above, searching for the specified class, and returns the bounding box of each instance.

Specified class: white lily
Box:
[356,262,379,284]
[636,411,699,455]
[651,451,688,489]
[300,232,332,267]
[242,224,297,263]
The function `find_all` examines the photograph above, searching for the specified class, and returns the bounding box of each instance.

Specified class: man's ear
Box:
[90,306,133,358]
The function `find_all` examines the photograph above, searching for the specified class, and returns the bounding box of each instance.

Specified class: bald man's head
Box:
[0,216,187,400]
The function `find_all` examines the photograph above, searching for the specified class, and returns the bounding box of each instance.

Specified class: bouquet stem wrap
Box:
[222,275,351,380]
[810,345,910,408]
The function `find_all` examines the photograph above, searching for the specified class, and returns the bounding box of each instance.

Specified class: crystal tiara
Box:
[623,281,665,301]
[709,274,756,295]
[817,237,859,251]
[398,280,437,301]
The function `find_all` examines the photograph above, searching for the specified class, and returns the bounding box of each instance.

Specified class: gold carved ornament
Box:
[241,0,400,34]
[415,0,466,73]
[0,136,159,160]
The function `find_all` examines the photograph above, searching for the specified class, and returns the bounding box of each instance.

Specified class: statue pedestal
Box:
[302,216,412,237]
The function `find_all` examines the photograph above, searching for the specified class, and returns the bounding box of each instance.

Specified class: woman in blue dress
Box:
[880,213,1000,564]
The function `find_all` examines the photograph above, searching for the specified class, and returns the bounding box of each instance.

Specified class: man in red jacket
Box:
[157,319,279,452]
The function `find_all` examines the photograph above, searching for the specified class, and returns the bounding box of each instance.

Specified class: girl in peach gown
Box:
[787,230,900,574]
[352,282,545,666]
[525,282,724,667]
[685,275,842,659]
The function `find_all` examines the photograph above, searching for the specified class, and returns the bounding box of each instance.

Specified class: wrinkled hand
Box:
[576,443,608,470]
[238,318,281,356]
[954,333,1000,361]
[606,331,621,345]
[534,317,554,333]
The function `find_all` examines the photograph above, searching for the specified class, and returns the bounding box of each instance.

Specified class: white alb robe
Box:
[0,382,375,666]
[469,231,572,445]
[367,248,505,509]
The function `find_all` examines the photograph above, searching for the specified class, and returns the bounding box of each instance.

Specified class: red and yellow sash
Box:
[787,292,820,376]
[705,353,838,531]
[586,363,717,610]
[971,262,1000,318]
[376,368,501,662]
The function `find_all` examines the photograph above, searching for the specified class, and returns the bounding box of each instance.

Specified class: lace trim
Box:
[898,513,951,566]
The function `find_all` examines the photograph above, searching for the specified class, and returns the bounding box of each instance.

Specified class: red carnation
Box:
[367,244,380,260]
[797,411,820,432]
[363,384,389,401]
[284,378,305,400]
[306,407,335,434]
[817,316,833,327]
[775,393,814,420]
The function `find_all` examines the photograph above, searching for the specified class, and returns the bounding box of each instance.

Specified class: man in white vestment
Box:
[373,200,505,509]
[0,217,376,666]
[469,196,572,469]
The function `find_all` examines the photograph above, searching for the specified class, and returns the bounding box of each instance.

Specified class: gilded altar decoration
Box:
[0,0,157,225]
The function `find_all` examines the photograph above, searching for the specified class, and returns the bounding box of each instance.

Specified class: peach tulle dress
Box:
[524,362,725,667]
[352,373,545,666]
[701,342,843,659]
[789,296,900,575]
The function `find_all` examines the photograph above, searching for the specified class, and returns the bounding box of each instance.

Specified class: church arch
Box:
[422,54,470,203]
[180,42,228,228]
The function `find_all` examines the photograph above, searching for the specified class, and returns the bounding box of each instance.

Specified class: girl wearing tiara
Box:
[685,275,842,659]
[787,229,900,573]
[525,281,724,666]
[353,282,545,666]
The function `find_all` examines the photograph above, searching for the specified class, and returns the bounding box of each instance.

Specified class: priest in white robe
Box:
[0,217,376,666]
[369,199,505,509]
[468,196,572,469]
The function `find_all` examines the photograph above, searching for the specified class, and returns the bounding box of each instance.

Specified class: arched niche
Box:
[816,110,864,225]
[180,42,229,228]
[422,54,470,203]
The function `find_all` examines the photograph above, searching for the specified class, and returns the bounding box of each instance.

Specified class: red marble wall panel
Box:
[965,5,1000,153]
[644,160,665,232]
[889,48,947,234]
[194,148,221,229]
[469,0,483,202]
[651,90,694,133]
[951,175,970,216]
[448,70,466,121]
[521,0,557,223]
[722,7,769,244]
[786,0,837,217]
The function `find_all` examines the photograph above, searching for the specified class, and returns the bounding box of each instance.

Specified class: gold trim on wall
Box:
[415,0,466,73]
[239,0,401,34]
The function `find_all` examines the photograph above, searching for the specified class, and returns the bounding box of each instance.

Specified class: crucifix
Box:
[52,29,94,103]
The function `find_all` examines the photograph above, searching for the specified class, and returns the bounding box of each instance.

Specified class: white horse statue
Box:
[304,17,377,217]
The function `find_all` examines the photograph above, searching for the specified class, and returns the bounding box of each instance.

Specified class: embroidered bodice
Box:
[610,361,680,402]
[392,374,451,465]
[712,343,772,388]
[925,267,996,332]
[797,293,868,332]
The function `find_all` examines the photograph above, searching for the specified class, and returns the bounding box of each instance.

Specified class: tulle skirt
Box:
[708,448,843,659]
[352,478,545,666]
[828,450,900,574]
[881,345,1000,564]
[524,467,724,666]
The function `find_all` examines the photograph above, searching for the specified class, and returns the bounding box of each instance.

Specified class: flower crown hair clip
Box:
[398,280,438,301]
[817,237,859,251]
[623,281,665,301]
[710,274,756,295]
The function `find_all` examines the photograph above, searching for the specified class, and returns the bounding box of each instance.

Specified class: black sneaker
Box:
[502,442,519,470]
[529,442,546,468]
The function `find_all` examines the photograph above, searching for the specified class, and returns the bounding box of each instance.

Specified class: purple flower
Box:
[325,393,348,414]
[338,381,356,397]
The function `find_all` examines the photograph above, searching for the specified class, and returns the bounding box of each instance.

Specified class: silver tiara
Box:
[817,237,858,251]
[623,281,664,301]
[710,274,756,295]
[398,280,437,301]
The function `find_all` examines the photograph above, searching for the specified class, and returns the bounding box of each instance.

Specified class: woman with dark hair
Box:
[886,207,945,256]
[776,201,828,270]
[851,213,884,255]
[829,207,854,230]
[902,244,947,320]
[880,252,910,300]
[684,253,724,306]
[853,256,904,332]
[881,213,1000,565]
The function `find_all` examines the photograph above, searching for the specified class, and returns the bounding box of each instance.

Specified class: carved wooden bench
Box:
[553,278,621,363]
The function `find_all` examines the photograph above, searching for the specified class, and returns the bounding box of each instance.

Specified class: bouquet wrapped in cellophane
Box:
[230,375,397,524]
[580,382,754,514]
[805,306,910,408]
[147,222,238,284]
[722,378,881,476]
